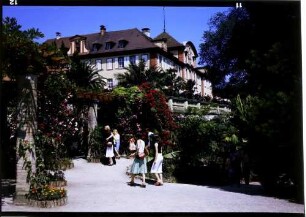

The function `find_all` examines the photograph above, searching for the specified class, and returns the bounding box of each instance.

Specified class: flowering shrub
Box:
[18,138,68,201]
[112,86,144,135]
[139,83,177,145]
[34,131,63,171]
[112,83,178,147]
[26,185,67,201]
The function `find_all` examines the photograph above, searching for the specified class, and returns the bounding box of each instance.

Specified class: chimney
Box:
[100,25,106,36]
[142,28,151,37]
[56,32,61,40]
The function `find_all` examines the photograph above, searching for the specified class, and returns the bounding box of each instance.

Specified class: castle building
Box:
[45,25,213,98]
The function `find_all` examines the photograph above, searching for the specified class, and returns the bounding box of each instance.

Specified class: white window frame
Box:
[124,56,129,67]
[141,54,148,65]
[107,58,113,70]
[96,59,102,70]
[118,57,124,69]
[129,55,136,65]
[114,58,118,69]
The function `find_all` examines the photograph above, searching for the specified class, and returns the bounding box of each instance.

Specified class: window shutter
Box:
[114,58,118,69]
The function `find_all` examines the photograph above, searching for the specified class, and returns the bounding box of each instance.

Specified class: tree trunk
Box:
[87,102,98,159]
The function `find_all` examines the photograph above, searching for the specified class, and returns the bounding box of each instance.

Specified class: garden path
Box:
[1,158,304,213]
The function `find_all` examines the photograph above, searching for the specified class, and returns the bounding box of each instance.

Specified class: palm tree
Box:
[156,68,186,97]
[116,60,186,96]
[116,60,149,87]
[67,54,106,91]
[67,55,106,159]
[182,79,196,99]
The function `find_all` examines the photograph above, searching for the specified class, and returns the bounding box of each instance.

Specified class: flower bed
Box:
[28,196,67,208]
[26,185,67,208]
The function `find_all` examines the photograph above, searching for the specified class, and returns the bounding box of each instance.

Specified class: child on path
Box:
[128,137,136,157]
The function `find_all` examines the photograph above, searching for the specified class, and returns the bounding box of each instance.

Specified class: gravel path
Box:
[1,158,304,213]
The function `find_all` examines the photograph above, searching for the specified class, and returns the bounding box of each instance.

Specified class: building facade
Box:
[45,25,213,98]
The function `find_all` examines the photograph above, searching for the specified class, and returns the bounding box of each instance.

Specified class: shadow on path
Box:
[207,183,303,205]
[208,183,267,196]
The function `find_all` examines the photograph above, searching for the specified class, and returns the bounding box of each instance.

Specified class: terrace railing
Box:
[168,98,231,114]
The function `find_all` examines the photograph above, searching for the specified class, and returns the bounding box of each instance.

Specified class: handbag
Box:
[144,147,149,156]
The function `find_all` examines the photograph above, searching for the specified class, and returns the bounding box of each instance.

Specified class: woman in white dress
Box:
[127,133,147,188]
[104,125,114,166]
[113,129,120,159]
[150,135,164,186]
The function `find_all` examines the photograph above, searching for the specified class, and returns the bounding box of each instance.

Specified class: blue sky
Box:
[3,6,230,65]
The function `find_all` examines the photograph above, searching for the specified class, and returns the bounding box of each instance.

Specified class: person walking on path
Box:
[126,136,136,175]
[113,129,121,159]
[103,125,115,166]
[150,134,164,186]
[145,128,154,149]
[128,136,136,158]
[127,133,147,188]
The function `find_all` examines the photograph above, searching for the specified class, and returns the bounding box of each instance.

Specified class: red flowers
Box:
[139,83,178,145]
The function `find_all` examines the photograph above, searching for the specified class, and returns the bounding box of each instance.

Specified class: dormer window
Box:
[92,42,102,52]
[105,41,115,50]
[118,40,128,48]
[69,35,88,55]
[75,40,81,53]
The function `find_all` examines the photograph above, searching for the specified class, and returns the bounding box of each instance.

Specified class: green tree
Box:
[2,17,45,79]
[67,54,106,91]
[116,61,186,96]
[181,79,196,99]
[116,60,153,87]
[160,69,186,97]
[175,112,239,184]
[198,8,250,97]
[199,3,302,200]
